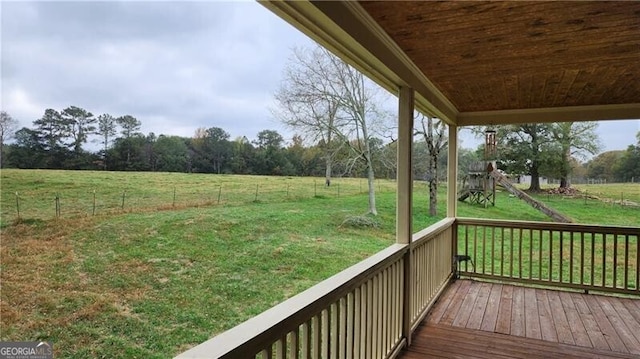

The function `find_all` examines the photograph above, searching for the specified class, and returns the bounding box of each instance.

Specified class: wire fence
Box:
[3,170,639,226]
[507,181,640,207]
[548,177,638,185]
[538,190,640,208]
[4,178,401,225]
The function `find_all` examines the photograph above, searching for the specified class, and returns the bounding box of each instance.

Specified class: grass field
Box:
[573,182,640,203]
[1,169,638,358]
[0,169,398,227]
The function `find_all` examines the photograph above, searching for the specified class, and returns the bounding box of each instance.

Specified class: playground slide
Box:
[488,170,572,223]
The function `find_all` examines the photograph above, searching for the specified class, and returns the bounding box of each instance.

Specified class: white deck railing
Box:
[175,218,456,359]
[409,220,454,331]
[457,218,640,295]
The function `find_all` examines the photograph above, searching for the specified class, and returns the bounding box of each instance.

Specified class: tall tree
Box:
[154,135,189,172]
[206,127,232,174]
[33,109,68,167]
[614,131,640,182]
[276,45,391,214]
[415,113,447,216]
[587,150,624,182]
[190,127,210,172]
[116,115,142,167]
[190,127,231,173]
[549,122,600,188]
[96,113,118,170]
[493,124,555,191]
[6,127,47,168]
[60,106,95,153]
[254,129,284,149]
[326,50,389,215]
[117,115,141,138]
[33,109,64,151]
[229,136,253,174]
[286,134,323,176]
[108,133,150,171]
[274,46,343,186]
[144,132,157,171]
[0,111,18,168]
[252,130,293,175]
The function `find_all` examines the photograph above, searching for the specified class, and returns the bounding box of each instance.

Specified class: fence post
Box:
[121,190,126,210]
[217,186,222,204]
[93,190,97,216]
[173,187,176,208]
[15,192,20,220]
[55,193,60,218]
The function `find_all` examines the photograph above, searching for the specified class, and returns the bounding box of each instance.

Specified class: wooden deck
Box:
[401,280,640,358]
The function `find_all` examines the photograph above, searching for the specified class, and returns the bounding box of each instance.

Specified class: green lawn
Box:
[527,193,640,226]
[458,222,638,290]
[0,169,397,227]
[1,169,638,358]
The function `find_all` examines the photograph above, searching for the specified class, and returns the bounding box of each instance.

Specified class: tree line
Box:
[0,45,457,217]
[2,44,637,218]
[0,109,458,181]
[585,132,640,183]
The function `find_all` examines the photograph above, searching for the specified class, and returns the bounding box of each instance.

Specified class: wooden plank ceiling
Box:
[358,1,640,113]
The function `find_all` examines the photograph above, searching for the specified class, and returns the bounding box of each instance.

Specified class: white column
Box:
[396,86,414,244]
[447,125,458,218]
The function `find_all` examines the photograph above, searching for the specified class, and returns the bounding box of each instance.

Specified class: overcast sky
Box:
[2,1,638,153]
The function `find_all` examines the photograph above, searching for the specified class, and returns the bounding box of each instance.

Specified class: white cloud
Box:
[0,1,637,152]
[1,1,313,141]
[3,88,43,128]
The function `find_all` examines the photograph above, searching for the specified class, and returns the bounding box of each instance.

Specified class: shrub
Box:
[340,215,380,228]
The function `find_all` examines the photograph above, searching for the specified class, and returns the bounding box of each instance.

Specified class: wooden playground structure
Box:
[458,161,497,207]
[457,129,571,222]
[458,129,497,208]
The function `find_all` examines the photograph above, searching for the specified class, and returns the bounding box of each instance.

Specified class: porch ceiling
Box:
[260,1,640,126]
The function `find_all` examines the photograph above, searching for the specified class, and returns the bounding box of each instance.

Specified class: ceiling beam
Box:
[259,1,398,93]
[259,0,460,125]
[457,103,640,127]
[312,1,459,124]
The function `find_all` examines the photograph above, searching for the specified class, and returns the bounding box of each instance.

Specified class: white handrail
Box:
[176,244,407,359]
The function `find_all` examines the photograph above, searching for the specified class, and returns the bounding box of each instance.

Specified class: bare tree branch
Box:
[272,45,393,214]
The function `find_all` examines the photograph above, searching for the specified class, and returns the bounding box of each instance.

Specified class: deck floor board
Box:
[401,280,640,358]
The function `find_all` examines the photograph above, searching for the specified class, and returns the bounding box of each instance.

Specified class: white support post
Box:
[397,86,414,347]
[397,86,414,244]
[447,125,458,218]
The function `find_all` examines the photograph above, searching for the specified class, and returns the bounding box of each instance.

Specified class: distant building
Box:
[513,175,548,186]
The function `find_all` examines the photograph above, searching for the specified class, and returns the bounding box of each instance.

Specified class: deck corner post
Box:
[396,85,414,245]
[397,85,414,347]
[451,219,459,277]
[447,124,458,218]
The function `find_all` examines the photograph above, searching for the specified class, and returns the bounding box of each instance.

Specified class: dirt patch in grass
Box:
[544,187,582,196]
